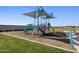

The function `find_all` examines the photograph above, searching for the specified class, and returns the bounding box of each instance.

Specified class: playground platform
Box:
[1,31,75,52]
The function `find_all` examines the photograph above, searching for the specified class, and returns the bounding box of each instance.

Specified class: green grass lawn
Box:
[0,34,72,53]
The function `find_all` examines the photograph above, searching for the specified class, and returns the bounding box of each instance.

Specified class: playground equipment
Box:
[23,7,73,38]
[23,7,74,38]
[23,7,69,38]
[23,7,79,50]
[23,24,33,35]
[23,7,55,34]
[47,23,56,32]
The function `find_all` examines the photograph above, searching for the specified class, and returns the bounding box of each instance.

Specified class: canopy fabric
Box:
[23,8,54,19]
[24,11,35,18]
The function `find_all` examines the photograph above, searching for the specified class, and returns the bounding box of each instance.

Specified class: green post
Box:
[37,8,39,34]
[69,31,73,48]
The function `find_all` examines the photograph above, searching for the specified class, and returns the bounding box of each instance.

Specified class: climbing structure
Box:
[23,7,55,34]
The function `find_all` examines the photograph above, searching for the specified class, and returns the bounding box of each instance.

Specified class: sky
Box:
[0,6,79,26]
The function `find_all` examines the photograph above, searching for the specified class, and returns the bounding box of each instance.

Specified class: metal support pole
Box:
[37,17,39,34]
[36,8,40,34]
[69,31,73,48]
[33,18,36,34]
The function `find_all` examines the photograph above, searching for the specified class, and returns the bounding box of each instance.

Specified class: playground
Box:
[23,7,79,52]
[0,6,79,52]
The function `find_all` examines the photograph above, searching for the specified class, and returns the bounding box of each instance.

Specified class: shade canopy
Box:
[23,8,55,19]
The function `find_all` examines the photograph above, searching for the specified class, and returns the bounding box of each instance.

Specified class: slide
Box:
[39,28,67,37]
[49,26,55,32]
